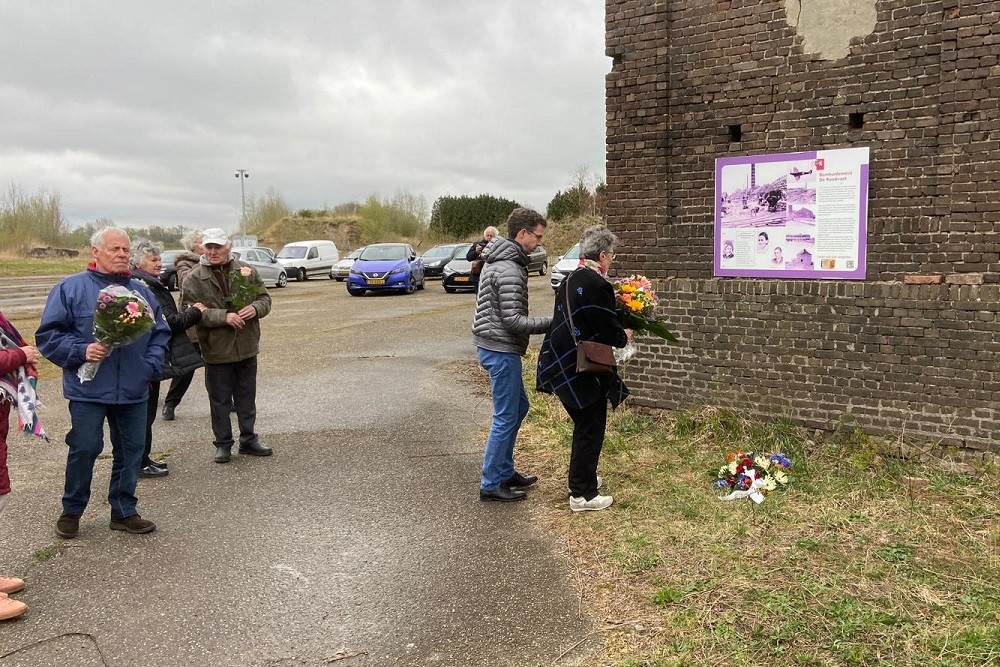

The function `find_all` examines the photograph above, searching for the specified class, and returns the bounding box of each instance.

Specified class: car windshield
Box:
[563,244,581,260]
[161,251,184,263]
[422,245,456,259]
[348,248,364,259]
[277,246,307,259]
[359,245,407,261]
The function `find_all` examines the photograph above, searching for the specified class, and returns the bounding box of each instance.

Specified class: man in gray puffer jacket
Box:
[473,207,552,502]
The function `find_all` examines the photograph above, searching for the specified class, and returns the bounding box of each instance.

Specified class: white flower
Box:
[727,461,738,475]
[754,455,770,470]
[773,469,788,484]
[763,477,777,491]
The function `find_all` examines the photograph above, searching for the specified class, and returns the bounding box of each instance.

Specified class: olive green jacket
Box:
[180,259,272,364]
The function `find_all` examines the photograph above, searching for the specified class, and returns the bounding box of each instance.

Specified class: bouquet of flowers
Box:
[228,265,264,311]
[78,285,156,382]
[612,274,678,362]
[714,449,792,504]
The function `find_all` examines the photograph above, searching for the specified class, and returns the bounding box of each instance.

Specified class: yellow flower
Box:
[628,299,644,312]
[620,283,636,293]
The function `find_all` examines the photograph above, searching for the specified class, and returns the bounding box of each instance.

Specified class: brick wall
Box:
[606,0,1000,453]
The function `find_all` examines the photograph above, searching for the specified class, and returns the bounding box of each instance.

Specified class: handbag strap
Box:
[564,270,580,345]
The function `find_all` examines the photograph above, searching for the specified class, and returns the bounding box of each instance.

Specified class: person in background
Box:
[162,229,205,421]
[472,209,551,502]
[131,240,207,478]
[536,225,631,512]
[466,225,499,275]
[0,309,41,621]
[36,227,170,538]
[181,228,273,464]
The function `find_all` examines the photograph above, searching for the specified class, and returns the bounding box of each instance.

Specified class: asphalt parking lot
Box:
[0,274,598,667]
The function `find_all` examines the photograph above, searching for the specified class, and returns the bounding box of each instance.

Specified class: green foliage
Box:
[428,194,520,238]
[356,192,426,241]
[64,220,188,249]
[546,184,592,221]
[0,184,69,252]
[244,186,293,234]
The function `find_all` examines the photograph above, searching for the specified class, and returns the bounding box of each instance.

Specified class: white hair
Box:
[90,226,130,248]
[130,239,164,267]
[180,229,204,251]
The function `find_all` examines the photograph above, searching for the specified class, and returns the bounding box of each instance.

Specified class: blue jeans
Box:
[64,401,145,520]
[477,347,529,491]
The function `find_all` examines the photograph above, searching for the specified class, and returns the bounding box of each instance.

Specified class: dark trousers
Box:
[205,357,259,449]
[143,380,161,467]
[163,342,199,408]
[563,398,608,501]
[64,401,145,520]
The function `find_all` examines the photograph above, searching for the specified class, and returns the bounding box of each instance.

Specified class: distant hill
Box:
[253,214,363,252]
[253,212,600,256]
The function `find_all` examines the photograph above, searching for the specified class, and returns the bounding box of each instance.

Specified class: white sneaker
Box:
[569,494,614,512]
[567,475,602,496]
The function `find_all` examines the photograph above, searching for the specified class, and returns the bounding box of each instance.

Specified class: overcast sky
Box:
[0,1,609,231]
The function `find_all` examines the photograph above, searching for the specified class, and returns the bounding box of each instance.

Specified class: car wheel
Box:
[276,272,287,288]
[298,268,308,282]
[335,277,344,282]
[445,286,457,294]
[347,287,365,297]
[405,275,416,294]
[539,261,547,276]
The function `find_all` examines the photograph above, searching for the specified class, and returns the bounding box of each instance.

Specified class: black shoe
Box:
[139,464,168,478]
[109,514,156,534]
[214,446,232,463]
[162,404,176,421]
[55,513,81,539]
[501,471,538,489]
[479,487,527,502]
[238,442,273,457]
[148,459,168,470]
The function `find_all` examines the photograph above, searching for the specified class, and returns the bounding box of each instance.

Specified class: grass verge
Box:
[508,350,1000,667]
[0,254,82,277]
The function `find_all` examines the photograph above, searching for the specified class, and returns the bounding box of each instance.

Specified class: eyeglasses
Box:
[523,229,544,243]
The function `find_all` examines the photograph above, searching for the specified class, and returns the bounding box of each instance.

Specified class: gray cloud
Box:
[0,1,608,229]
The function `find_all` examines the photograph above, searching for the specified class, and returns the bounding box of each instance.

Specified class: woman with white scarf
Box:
[0,307,42,621]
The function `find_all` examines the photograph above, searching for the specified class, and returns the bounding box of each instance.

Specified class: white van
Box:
[276,240,340,281]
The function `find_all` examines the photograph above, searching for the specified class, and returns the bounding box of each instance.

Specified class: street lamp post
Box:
[234,169,250,234]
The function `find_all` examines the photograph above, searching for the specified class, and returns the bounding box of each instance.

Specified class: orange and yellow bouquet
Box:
[612,275,678,342]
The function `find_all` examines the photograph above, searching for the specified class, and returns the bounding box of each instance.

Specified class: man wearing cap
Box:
[181,228,273,463]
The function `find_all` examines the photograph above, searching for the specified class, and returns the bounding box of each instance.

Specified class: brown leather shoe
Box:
[0,593,27,621]
[110,514,156,534]
[0,576,24,595]
[56,513,80,539]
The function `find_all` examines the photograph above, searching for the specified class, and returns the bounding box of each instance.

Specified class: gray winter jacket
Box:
[472,237,551,355]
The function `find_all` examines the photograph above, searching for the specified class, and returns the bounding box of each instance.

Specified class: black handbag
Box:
[565,272,616,375]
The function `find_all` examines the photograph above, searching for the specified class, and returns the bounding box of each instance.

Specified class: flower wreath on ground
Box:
[714,449,792,504]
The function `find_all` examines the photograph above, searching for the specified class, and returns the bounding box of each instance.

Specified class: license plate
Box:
[455,276,470,282]
[367,278,386,285]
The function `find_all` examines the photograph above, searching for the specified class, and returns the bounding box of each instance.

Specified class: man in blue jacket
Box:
[36,227,170,539]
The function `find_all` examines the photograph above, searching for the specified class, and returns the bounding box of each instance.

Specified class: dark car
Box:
[442,244,477,293]
[526,245,548,275]
[158,249,187,291]
[347,243,425,296]
[420,243,467,278]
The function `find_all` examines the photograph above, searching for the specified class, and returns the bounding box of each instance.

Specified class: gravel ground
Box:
[0,275,599,667]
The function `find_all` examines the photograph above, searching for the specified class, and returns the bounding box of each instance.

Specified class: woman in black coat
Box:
[131,241,206,477]
[536,225,632,512]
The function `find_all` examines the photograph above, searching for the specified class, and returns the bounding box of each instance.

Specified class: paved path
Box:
[0,276,596,666]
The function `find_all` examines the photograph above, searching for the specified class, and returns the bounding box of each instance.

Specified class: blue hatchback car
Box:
[347,243,425,296]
